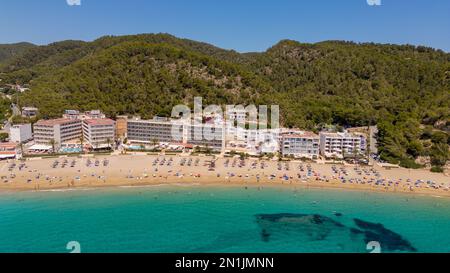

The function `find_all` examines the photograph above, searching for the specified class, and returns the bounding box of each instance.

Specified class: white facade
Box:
[319,132,367,159]
[10,124,32,143]
[127,117,225,151]
[63,109,106,120]
[33,119,82,149]
[281,132,320,159]
[82,119,116,148]
[22,107,38,118]
[186,123,225,151]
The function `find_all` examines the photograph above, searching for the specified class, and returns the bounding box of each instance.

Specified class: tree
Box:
[151,138,159,149]
[0,133,8,142]
[106,138,111,150]
[49,139,57,154]
[79,135,84,148]
[430,143,449,167]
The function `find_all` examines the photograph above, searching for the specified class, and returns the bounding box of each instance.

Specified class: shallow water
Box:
[0,186,449,253]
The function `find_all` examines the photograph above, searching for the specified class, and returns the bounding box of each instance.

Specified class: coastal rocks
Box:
[255,213,417,252]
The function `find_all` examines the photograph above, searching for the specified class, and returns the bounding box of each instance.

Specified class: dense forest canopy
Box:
[0,42,36,64]
[0,33,448,169]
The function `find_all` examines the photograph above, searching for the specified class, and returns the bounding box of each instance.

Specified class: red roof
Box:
[83,118,115,126]
[0,142,17,149]
[35,118,77,126]
[0,151,17,155]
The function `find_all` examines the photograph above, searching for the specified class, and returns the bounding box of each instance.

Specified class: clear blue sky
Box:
[1,0,449,52]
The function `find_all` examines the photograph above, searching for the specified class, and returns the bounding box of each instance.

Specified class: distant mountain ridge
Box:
[0,42,36,64]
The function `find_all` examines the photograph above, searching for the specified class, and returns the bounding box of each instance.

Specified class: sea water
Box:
[0,186,449,253]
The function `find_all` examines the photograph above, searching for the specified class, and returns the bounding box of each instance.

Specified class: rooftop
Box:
[22,107,38,111]
[320,131,364,138]
[35,118,78,126]
[0,142,17,149]
[282,131,319,139]
[83,118,115,126]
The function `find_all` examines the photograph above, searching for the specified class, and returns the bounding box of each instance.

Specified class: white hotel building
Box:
[319,132,367,159]
[82,119,116,149]
[127,117,181,144]
[127,117,225,151]
[33,118,83,149]
[10,124,33,143]
[281,131,320,159]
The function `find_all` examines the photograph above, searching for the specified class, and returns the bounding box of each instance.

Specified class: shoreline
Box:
[1,177,449,199]
[0,154,449,198]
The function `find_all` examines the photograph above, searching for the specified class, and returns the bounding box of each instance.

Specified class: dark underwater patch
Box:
[353,218,417,252]
[255,213,417,252]
[255,213,346,242]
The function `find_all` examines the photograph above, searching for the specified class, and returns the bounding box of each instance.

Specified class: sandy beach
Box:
[0,154,449,197]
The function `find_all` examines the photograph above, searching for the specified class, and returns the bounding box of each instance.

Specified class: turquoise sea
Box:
[0,185,450,253]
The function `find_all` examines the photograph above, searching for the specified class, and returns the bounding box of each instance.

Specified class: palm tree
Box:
[151,138,158,150]
[106,138,111,150]
[205,144,212,155]
[49,139,57,154]
[79,135,84,147]
[19,142,24,156]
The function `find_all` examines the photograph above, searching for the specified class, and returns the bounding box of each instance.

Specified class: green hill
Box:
[0,42,36,65]
[1,34,449,169]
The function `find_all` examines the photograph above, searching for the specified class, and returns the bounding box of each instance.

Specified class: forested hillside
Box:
[0,34,448,170]
[0,42,35,64]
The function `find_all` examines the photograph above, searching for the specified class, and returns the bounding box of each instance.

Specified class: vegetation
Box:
[0,42,35,64]
[0,34,448,169]
[0,132,8,142]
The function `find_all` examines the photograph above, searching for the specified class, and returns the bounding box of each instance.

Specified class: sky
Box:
[0,0,449,52]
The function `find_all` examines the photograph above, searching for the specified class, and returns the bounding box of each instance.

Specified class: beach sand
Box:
[0,154,449,197]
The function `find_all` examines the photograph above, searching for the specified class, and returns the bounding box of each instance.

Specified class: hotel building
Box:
[319,132,367,159]
[9,124,33,143]
[33,118,82,149]
[281,131,320,159]
[186,123,225,151]
[225,125,281,155]
[82,119,116,149]
[127,117,225,151]
[127,117,179,144]
[63,109,106,120]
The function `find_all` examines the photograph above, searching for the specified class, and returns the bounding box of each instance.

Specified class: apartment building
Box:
[225,108,248,124]
[127,117,225,151]
[21,107,38,118]
[127,117,181,144]
[63,110,81,120]
[33,118,82,149]
[319,132,367,159]
[82,119,116,149]
[186,123,225,151]
[281,132,320,159]
[63,109,106,120]
[225,124,281,154]
[9,124,33,143]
